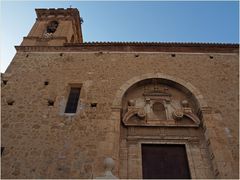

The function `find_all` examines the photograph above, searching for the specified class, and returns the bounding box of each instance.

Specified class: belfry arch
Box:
[108,73,235,179]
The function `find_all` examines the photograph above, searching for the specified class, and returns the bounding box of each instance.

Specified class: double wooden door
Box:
[142,144,191,179]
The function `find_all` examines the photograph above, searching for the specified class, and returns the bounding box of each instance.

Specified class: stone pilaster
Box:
[201,107,236,178]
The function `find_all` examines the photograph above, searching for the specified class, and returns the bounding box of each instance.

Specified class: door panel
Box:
[142,144,191,179]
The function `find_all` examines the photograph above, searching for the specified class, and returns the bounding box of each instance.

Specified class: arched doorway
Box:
[119,77,210,178]
[110,73,235,179]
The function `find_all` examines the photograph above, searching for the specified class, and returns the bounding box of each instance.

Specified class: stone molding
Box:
[35,8,80,20]
[23,36,68,41]
[15,42,239,53]
[127,135,199,142]
[112,73,208,111]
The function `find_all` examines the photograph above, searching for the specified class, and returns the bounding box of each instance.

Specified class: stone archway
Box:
[112,73,208,110]
[108,73,235,179]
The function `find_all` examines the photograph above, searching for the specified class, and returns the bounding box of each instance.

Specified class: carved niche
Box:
[122,79,200,127]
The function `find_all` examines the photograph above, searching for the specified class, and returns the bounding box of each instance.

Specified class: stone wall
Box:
[1,50,239,178]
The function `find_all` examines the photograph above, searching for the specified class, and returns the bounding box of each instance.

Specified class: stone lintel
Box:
[127,135,199,142]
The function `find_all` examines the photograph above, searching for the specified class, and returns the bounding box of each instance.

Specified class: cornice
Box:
[35,8,80,20]
[69,41,239,47]
[15,42,239,53]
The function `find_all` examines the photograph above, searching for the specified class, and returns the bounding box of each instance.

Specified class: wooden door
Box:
[142,144,191,179]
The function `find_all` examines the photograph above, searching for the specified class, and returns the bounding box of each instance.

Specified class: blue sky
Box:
[1,1,239,72]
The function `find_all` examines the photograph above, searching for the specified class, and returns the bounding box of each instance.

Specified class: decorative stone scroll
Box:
[122,79,200,127]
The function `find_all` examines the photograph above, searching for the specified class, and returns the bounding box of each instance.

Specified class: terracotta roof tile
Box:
[65,41,239,47]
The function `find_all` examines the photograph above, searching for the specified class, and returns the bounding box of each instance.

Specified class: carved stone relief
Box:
[122,79,200,127]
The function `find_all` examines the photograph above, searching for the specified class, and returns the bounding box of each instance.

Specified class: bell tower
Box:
[21,8,83,46]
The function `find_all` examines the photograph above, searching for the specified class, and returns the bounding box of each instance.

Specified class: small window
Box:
[65,87,81,113]
[1,147,5,156]
[48,99,54,106]
[91,103,97,108]
[44,81,49,85]
[2,80,8,85]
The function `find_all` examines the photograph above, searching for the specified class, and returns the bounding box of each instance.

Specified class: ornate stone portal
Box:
[119,78,212,179]
[117,76,236,179]
[122,78,200,127]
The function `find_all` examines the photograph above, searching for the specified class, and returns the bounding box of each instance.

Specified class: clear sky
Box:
[0,1,239,73]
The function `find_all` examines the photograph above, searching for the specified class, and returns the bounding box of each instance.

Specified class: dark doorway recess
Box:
[142,144,191,179]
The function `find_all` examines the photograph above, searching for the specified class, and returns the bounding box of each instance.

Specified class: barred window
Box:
[65,87,81,113]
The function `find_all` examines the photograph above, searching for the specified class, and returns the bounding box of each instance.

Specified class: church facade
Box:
[1,8,239,179]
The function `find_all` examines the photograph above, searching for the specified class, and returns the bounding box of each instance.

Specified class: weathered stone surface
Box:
[1,8,239,179]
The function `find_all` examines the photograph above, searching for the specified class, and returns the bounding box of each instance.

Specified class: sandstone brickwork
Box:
[1,8,239,179]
